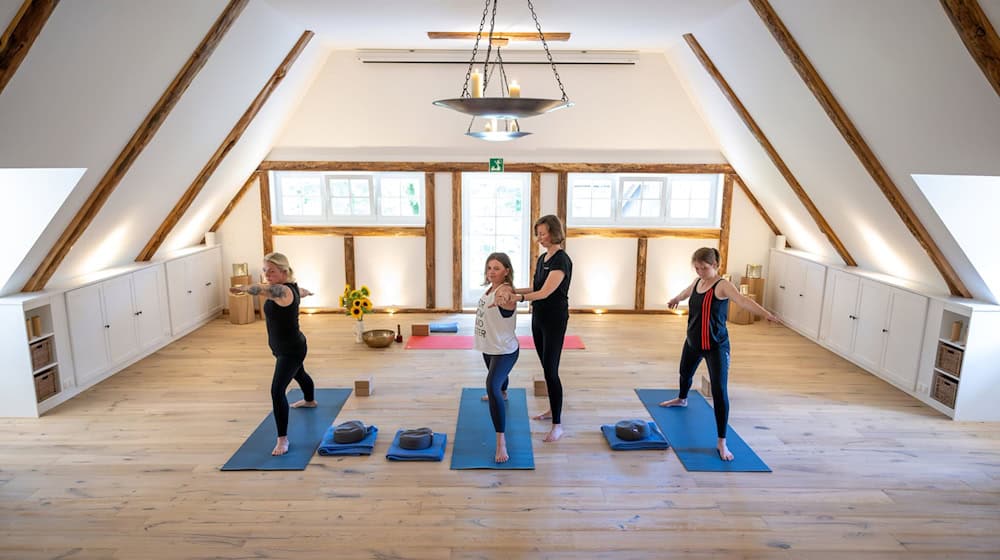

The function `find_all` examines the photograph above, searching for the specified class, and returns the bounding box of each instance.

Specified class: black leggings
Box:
[271,351,315,438]
[532,310,567,425]
[483,349,519,433]
[677,341,731,438]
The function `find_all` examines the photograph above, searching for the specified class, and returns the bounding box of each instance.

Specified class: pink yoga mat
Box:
[405,335,585,350]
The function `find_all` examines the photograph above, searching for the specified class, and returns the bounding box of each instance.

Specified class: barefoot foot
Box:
[291,400,318,408]
[532,410,552,421]
[717,438,734,461]
[659,398,688,408]
[272,437,289,456]
[495,434,509,463]
[542,425,564,442]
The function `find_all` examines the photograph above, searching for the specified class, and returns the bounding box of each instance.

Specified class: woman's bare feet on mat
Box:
[495,434,509,463]
[481,391,507,402]
[532,410,552,421]
[542,425,564,442]
[717,438,734,461]
[291,400,317,408]
[659,397,688,407]
[272,436,290,456]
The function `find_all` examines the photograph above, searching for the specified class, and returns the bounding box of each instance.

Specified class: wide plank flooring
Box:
[1,313,998,559]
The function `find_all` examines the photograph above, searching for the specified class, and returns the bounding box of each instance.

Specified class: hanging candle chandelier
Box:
[431,0,573,141]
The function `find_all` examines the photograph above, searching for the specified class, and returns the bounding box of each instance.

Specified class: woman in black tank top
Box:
[660,248,779,461]
[230,253,316,457]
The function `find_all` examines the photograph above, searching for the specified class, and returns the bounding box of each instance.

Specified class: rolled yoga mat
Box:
[450,387,534,470]
[221,388,352,471]
[635,388,770,472]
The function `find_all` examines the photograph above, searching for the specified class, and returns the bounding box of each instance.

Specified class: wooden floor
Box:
[2,313,999,559]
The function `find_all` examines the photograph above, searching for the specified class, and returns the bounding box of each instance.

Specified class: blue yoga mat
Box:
[221,388,352,470]
[635,389,770,472]
[451,387,534,469]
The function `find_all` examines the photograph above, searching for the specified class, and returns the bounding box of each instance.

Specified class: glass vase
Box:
[354,319,364,343]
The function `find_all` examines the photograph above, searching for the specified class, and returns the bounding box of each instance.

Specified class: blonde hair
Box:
[263,252,295,282]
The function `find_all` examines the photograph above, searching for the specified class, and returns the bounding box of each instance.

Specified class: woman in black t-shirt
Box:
[511,215,572,443]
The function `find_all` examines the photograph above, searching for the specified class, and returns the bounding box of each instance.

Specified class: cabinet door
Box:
[767,251,786,312]
[166,257,195,335]
[103,275,138,365]
[880,289,927,390]
[66,284,110,384]
[132,266,169,350]
[798,260,826,339]
[825,271,860,355]
[196,248,222,315]
[853,280,891,371]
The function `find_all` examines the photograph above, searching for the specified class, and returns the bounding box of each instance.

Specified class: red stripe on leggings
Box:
[701,287,714,350]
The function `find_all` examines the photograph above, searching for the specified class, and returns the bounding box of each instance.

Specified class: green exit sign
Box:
[489,158,504,172]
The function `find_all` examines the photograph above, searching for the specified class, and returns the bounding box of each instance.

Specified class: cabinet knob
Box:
[187,290,193,294]
[779,285,785,289]
[104,324,110,329]
[882,328,888,333]
[206,282,212,286]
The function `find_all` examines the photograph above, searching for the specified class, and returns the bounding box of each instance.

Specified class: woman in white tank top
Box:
[476,252,519,463]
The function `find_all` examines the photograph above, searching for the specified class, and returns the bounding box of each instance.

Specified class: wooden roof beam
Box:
[940,0,1000,99]
[0,0,59,95]
[750,0,971,297]
[137,30,314,261]
[683,33,857,267]
[22,0,248,291]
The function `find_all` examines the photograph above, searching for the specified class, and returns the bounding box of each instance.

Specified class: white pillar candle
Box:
[508,80,521,98]
[490,118,497,132]
[205,231,217,246]
[774,234,786,250]
[471,70,483,98]
[484,119,493,132]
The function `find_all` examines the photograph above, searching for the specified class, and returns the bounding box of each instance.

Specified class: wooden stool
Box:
[729,298,754,325]
[354,376,374,397]
[700,375,712,398]
[227,293,255,325]
[533,377,548,397]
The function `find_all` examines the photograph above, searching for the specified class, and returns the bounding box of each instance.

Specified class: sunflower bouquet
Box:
[341,284,374,321]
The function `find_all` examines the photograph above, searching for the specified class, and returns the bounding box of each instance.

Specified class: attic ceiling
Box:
[264,0,742,50]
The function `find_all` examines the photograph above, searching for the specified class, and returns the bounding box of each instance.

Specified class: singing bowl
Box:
[362,329,396,348]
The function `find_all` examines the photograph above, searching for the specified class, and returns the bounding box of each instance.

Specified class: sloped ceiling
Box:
[2,0,998,303]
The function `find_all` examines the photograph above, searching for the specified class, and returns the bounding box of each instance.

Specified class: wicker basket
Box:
[931,372,958,409]
[935,342,963,377]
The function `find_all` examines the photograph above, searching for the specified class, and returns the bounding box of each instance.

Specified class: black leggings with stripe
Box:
[676,341,731,438]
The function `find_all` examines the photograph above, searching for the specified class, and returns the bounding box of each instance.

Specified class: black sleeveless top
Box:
[264,282,306,355]
[686,278,729,350]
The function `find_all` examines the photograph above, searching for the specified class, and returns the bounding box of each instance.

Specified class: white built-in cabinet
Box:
[166,246,223,336]
[0,245,223,417]
[767,250,826,338]
[65,265,170,386]
[819,269,927,392]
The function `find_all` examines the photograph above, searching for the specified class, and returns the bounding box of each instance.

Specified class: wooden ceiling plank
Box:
[427,31,570,42]
[750,0,971,297]
[136,30,314,262]
[21,0,248,291]
[683,33,857,267]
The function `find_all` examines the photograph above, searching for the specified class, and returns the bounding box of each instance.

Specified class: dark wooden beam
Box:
[569,227,720,239]
[0,0,59,95]
[733,174,782,237]
[684,33,857,267]
[718,174,734,274]
[530,172,541,280]
[635,237,648,310]
[136,30,313,261]
[344,235,355,289]
[751,0,970,297]
[425,172,436,309]
[452,171,463,310]
[940,0,1000,98]
[269,225,425,237]
[557,171,568,250]
[21,0,247,290]
[259,171,273,255]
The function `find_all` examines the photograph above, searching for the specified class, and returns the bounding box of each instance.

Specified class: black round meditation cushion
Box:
[399,427,434,450]
[614,419,650,441]
[333,420,367,444]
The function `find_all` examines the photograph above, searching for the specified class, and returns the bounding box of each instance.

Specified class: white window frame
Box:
[272,171,425,226]
[461,172,532,308]
[567,173,722,228]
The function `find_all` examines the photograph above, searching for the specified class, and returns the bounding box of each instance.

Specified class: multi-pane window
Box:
[273,171,424,225]
[462,172,530,307]
[568,173,721,227]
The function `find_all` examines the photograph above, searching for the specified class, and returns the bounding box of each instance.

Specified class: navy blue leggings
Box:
[484,349,519,433]
[271,351,315,438]
[532,310,567,424]
[676,341,731,438]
